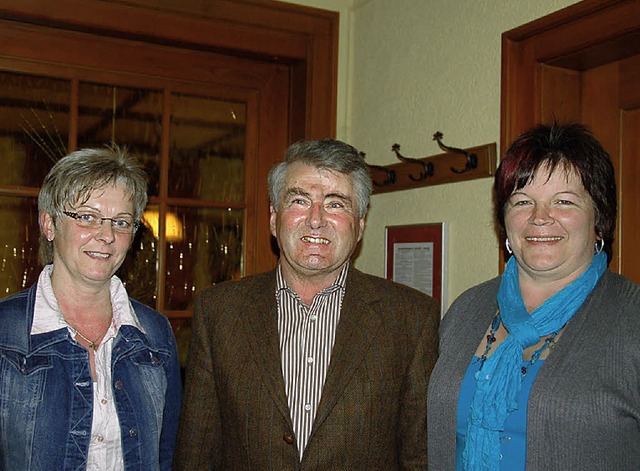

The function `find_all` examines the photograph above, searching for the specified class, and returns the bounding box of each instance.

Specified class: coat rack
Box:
[364,132,497,194]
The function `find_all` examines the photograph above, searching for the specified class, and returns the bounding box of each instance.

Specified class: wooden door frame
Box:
[0,0,338,140]
[500,0,640,269]
[0,0,339,276]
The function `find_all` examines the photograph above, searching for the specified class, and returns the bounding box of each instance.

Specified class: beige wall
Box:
[279,0,580,310]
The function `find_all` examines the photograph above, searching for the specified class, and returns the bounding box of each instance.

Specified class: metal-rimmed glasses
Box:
[62,210,139,234]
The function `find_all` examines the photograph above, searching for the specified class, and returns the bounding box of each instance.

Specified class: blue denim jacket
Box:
[0,281,182,470]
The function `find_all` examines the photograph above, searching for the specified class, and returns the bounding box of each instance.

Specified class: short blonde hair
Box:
[37,145,148,265]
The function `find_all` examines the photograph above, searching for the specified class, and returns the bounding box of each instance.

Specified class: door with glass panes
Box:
[0,22,291,368]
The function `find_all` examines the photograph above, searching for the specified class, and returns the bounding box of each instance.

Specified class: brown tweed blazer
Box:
[173,267,439,470]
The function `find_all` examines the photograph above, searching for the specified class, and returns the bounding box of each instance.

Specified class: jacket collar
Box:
[243,272,291,426]
[311,267,383,433]
[0,281,158,357]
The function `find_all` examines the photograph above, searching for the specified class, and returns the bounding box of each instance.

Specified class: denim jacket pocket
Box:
[125,348,170,411]
[0,350,51,404]
[1,350,51,375]
[129,349,169,368]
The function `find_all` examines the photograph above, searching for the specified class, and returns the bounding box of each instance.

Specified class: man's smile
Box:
[301,236,330,245]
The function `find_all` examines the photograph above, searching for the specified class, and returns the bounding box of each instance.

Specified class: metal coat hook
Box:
[362,151,396,187]
[432,131,478,174]
[391,143,434,181]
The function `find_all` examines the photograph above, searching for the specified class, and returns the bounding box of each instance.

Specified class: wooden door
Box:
[0,0,339,366]
[502,0,640,283]
[0,0,339,280]
[0,21,285,304]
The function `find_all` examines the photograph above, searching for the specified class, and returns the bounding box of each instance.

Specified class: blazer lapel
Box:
[243,273,293,428]
[311,268,382,432]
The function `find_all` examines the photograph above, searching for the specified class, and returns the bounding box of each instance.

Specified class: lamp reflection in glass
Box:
[142,210,183,242]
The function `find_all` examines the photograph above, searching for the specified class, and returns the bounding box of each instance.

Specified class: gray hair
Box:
[38,145,148,265]
[268,139,372,218]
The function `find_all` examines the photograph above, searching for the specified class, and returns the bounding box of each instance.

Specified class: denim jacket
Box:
[0,281,182,470]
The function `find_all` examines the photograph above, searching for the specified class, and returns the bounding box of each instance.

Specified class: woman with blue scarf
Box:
[427,123,640,470]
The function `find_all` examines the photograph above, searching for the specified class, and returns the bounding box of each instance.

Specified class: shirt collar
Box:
[31,264,145,336]
[275,262,350,296]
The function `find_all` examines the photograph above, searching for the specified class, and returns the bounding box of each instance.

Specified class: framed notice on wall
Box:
[385,223,448,313]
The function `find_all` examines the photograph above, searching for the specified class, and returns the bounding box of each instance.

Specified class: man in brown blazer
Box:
[174,139,440,470]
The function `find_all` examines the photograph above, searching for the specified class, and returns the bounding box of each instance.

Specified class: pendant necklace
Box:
[73,321,112,352]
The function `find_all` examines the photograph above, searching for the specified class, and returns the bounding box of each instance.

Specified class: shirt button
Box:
[283,434,295,445]
[101,399,108,405]
[304,404,311,412]
[114,380,123,390]
[310,315,317,322]
[97,436,104,443]
[307,357,314,365]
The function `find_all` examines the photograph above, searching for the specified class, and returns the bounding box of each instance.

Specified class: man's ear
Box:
[357,216,365,243]
[269,205,277,238]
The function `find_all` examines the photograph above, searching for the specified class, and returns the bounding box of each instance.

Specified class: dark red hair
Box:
[494,123,617,260]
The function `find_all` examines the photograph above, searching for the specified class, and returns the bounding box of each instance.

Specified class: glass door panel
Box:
[77,82,163,196]
[117,204,160,307]
[0,196,41,295]
[164,206,243,310]
[169,93,245,201]
[0,70,252,323]
[0,71,70,187]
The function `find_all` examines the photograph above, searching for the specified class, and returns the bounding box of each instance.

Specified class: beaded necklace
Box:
[477,312,558,377]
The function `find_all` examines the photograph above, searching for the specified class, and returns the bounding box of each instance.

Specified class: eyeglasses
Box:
[62,210,139,234]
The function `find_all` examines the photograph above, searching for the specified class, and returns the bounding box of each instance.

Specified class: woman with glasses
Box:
[0,147,181,470]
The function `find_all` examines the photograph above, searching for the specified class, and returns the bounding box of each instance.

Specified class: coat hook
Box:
[432,131,478,174]
[362,151,396,187]
[391,143,434,181]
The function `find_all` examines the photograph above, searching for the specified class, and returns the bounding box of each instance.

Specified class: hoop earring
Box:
[505,239,512,255]
[595,239,604,254]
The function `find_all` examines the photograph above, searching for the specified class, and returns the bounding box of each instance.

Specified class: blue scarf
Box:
[462,251,607,470]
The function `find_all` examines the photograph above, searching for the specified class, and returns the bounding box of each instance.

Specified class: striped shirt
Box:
[276,263,348,459]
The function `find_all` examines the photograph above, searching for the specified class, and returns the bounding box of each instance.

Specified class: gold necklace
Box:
[73,322,112,352]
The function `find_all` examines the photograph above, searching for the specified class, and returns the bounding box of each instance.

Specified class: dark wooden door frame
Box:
[0,0,338,141]
[502,0,640,145]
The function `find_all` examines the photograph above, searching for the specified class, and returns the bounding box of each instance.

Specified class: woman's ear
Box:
[40,211,55,241]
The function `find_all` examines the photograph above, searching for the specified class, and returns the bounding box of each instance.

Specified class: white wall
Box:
[278,0,580,309]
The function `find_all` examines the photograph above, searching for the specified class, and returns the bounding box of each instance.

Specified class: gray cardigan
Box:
[427,270,640,470]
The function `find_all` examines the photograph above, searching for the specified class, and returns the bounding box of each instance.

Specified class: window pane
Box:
[117,204,159,307]
[77,82,163,196]
[0,196,41,296]
[0,71,70,187]
[169,93,245,201]
[164,206,243,310]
